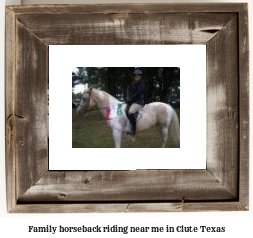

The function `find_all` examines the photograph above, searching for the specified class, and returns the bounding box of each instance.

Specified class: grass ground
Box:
[72,108,180,148]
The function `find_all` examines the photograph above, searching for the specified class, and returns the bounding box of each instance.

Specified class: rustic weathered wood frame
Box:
[5,4,249,213]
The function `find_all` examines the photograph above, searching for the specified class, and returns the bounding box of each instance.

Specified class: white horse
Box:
[77,87,180,148]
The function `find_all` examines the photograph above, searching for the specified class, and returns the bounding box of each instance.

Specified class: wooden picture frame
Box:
[5,3,249,213]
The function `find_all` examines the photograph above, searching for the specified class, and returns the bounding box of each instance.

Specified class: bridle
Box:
[80,87,98,114]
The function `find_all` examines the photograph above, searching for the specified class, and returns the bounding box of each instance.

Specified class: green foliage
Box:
[72,67,180,105]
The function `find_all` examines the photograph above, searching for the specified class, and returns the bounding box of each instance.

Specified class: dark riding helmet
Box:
[133,69,143,76]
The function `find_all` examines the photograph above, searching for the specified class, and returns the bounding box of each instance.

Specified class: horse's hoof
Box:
[127,131,136,137]
[127,135,135,142]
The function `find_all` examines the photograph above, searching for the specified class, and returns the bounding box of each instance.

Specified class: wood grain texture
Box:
[5,3,249,213]
[15,20,48,200]
[238,4,249,208]
[10,202,247,213]
[5,7,16,212]
[206,16,239,198]
[18,170,236,203]
[16,13,235,45]
[125,202,248,213]
[7,3,247,15]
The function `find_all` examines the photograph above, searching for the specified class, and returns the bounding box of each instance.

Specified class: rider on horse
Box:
[127,68,145,136]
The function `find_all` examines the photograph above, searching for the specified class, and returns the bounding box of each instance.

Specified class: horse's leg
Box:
[160,127,168,148]
[112,129,122,148]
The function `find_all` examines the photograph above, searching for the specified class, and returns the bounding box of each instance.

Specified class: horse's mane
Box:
[90,88,121,104]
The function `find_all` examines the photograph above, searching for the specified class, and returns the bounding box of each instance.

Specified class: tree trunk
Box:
[162,67,172,103]
[143,67,154,104]
[107,67,117,96]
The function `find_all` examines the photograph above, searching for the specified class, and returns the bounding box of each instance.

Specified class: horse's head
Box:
[77,87,98,115]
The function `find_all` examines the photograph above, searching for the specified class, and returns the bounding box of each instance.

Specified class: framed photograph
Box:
[50,45,206,170]
[5,4,249,212]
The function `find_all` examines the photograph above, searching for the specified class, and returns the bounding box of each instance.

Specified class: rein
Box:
[80,87,102,114]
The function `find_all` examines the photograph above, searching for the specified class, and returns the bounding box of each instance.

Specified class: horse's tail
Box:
[170,109,180,147]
